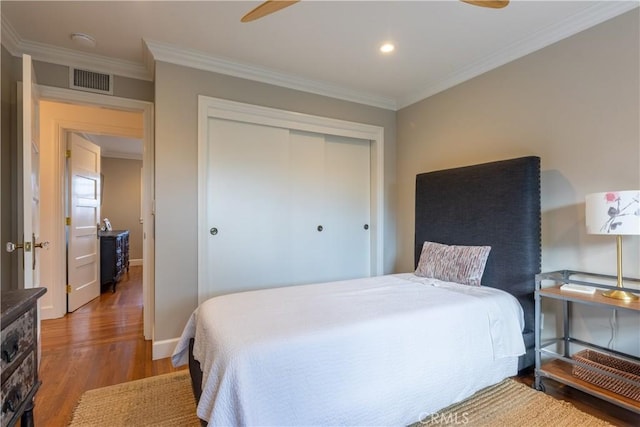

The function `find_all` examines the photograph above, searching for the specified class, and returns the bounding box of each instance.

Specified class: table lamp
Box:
[585,190,640,301]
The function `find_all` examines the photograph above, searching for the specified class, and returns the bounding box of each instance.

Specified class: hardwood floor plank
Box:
[34,266,184,426]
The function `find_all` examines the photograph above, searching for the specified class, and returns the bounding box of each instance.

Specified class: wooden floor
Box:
[33,266,639,426]
[34,266,184,427]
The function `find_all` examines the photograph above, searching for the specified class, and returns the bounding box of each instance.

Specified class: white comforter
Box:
[172,273,525,426]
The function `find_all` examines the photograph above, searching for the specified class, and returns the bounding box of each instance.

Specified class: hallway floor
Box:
[35,266,183,426]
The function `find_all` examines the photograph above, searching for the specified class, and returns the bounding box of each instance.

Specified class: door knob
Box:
[5,242,22,253]
[5,241,29,270]
[32,233,49,249]
[5,242,31,252]
[6,242,24,252]
[34,241,50,249]
[31,233,49,270]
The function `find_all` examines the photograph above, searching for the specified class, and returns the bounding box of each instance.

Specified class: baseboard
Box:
[39,302,64,320]
[152,337,179,360]
[129,258,143,266]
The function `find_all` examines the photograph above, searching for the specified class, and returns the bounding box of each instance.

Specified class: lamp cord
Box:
[607,309,617,349]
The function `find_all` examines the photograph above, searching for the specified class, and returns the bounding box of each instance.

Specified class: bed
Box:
[172,156,541,426]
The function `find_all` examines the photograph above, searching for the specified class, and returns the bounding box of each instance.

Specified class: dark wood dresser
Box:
[1,287,47,427]
[100,230,130,292]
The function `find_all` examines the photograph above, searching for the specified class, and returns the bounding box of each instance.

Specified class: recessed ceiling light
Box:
[380,43,395,54]
[70,32,96,48]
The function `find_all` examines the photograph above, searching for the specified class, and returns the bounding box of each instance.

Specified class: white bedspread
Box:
[172,274,525,426]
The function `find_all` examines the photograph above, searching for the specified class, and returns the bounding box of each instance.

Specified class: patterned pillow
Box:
[415,241,491,286]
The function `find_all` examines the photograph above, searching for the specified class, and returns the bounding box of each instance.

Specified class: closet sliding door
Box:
[289,131,370,285]
[205,119,370,297]
[207,118,291,292]
[323,134,370,281]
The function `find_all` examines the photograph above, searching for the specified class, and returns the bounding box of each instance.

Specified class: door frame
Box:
[197,96,384,303]
[37,85,154,340]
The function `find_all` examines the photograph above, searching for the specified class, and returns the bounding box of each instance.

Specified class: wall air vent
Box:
[69,68,113,95]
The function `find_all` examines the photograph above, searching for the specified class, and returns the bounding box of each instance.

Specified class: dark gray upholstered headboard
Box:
[414,156,541,370]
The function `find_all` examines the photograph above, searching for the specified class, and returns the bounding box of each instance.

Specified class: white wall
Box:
[396,11,639,354]
[154,63,396,345]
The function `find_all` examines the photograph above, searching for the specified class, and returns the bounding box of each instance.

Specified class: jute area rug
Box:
[69,371,200,427]
[70,371,612,426]
[412,378,612,427]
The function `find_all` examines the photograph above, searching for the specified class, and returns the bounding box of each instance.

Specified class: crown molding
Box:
[1,15,21,55]
[3,1,636,111]
[144,39,397,111]
[397,1,640,109]
[1,15,152,81]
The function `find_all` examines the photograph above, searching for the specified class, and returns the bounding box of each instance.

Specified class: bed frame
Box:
[188,155,541,421]
[414,156,541,370]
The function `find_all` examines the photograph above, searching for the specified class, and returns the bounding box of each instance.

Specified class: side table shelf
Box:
[534,270,640,414]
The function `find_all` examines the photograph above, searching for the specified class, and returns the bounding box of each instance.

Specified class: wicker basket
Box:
[572,349,640,401]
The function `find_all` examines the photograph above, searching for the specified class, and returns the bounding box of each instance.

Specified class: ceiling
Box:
[79,133,143,160]
[1,1,638,110]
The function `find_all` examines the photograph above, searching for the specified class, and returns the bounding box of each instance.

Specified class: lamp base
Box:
[602,289,639,301]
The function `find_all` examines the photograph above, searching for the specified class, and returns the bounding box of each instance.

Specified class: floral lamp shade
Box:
[585,191,640,236]
[585,190,640,300]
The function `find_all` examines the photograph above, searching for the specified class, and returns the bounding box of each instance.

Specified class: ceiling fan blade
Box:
[460,0,509,8]
[241,0,300,23]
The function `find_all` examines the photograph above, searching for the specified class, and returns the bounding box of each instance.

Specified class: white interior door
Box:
[67,133,101,312]
[12,54,43,289]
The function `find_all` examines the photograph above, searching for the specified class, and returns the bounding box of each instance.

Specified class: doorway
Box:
[36,87,154,341]
[81,132,144,269]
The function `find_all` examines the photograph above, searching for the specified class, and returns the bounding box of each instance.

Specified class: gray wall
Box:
[1,45,18,290]
[396,10,639,275]
[31,60,154,102]
[101,157,143,260]
[154,62,397,341]
[396,11,639,354]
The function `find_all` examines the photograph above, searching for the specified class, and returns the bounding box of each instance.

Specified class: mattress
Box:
[172,273,525,426]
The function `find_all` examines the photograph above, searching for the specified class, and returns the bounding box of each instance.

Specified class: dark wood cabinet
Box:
[1,287,47,427]
[100,230,130,292]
